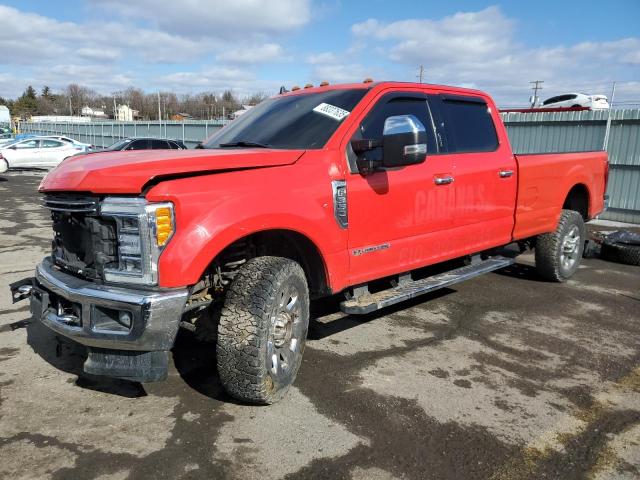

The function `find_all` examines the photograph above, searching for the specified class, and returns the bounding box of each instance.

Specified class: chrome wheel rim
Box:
[267,284,304,382]
[560,225,581,270]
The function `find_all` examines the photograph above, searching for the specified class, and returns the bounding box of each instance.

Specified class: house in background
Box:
[81,106,108,118]
[115,104,140,121]
[170,112,193,121]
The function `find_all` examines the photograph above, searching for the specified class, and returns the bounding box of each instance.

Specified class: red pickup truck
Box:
[11,81,608,404]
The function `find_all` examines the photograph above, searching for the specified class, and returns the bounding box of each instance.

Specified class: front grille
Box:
[43,194,99,214]
[43,194,117,280]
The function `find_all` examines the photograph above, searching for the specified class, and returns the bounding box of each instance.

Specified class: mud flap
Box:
[84,348,169,383]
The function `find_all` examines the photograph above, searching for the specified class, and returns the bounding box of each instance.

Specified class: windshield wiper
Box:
[218,140,270,148]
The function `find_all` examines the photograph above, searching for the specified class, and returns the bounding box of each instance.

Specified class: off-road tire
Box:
[216,256,309,404]
[601,242,640,266]
[535,209,585,282]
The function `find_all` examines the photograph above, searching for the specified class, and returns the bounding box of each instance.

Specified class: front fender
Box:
[146,163,348,289]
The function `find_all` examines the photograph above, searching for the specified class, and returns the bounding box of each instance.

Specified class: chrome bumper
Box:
[13,257,189,352]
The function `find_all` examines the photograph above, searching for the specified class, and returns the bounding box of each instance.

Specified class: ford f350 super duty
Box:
[11,81,608,404]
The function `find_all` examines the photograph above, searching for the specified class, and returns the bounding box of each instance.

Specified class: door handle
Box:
[434,175,454,185]
[499,170,514,178]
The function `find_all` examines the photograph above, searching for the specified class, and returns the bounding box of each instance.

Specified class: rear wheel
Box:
[535,209,585,282]
[216,256,309,404]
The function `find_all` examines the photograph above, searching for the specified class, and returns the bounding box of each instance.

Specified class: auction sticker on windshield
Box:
[313,103,350,121]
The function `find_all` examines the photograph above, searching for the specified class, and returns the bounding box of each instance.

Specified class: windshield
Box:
[202,88,367,150]
[105,139,133,151]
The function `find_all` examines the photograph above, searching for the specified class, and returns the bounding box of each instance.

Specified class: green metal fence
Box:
[18,120,226,149]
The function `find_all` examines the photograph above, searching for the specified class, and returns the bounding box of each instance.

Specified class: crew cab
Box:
[11,81,608,404]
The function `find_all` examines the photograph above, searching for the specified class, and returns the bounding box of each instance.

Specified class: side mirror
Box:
[381,115,427,168]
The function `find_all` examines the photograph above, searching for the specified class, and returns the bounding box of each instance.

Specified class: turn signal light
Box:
[155,207,173,246]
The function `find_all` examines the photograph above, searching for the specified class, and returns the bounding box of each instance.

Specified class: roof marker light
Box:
[304,83,313,89]
[363,78,373,83]
[320,81,329,87]
[291,85,300,91]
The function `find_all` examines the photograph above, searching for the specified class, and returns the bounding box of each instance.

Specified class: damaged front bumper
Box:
[10,257,189,382]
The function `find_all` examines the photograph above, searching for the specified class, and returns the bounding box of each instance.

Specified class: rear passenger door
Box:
[430,94,517,253]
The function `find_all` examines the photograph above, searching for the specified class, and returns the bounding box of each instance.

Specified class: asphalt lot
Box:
[0,170,639,480]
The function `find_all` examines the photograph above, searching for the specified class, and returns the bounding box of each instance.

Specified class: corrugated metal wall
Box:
[19,110,640,223]
[502,109,640,224]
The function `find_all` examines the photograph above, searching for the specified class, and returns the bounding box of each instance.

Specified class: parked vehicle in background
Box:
[540,93,609,110]
[0,137,83,169]
[96,137,187,152]
[0,105,10,124]
[0,133,14,147]
[12,81,608,405]
[42,135,93,153]
[0,155,7,173]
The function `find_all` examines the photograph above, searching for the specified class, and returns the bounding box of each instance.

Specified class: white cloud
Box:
[350,6,640,106]
[0,4,297,97]
[0,5,204,65]
[306,52,339,65]
[217,43,286,64]
[94,0,311,39]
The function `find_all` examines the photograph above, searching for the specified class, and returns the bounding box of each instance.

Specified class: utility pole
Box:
[157,91,162,121]
[603,81,617,151]
[529,80,544,108]
[113,97,117,120]
[69,97,73,116]
[416,65,425,83]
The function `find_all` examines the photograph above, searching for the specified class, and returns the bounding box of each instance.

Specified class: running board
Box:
[340,256,515,315]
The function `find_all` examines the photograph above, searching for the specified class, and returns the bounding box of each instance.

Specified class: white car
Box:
[0,137,84,169]
[43,135,93,152]
[540,93,609,110]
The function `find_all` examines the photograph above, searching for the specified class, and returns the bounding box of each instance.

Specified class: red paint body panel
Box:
[37,82,608,293]
[512,151,607,240]
[39,148,305,193]
[145,150,349,289]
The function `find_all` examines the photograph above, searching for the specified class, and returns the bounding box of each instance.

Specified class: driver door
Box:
[346,92,455,285]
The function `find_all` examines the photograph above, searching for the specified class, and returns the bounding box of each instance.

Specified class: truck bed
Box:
[513,151,608,240]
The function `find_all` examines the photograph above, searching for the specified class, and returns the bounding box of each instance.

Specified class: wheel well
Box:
[204,230,330,299]
[563,184,589,220]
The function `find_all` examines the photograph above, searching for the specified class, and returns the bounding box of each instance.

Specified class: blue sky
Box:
[1,0,639,106]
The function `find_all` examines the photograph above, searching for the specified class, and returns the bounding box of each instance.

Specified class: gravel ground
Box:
[1,170,639,480]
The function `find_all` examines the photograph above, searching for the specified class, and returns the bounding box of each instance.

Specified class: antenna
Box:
[416,65,425,83]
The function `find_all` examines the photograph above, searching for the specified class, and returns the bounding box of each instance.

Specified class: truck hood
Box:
[39,148,305,194]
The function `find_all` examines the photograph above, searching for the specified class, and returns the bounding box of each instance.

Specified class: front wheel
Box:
[216,256,309,404]
[535,209,585,282]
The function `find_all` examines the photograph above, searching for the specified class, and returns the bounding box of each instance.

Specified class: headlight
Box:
[100,197,175,285]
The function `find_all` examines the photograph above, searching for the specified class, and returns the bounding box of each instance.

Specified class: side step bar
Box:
[340,256,515,315]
